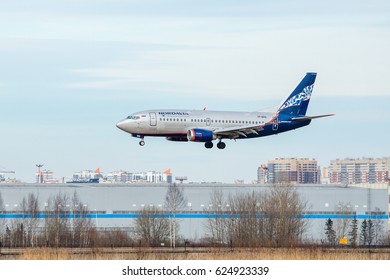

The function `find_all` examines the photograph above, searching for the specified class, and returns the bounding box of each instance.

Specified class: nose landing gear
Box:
[139,140,145,146]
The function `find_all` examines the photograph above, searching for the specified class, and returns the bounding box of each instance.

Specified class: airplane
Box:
[116,72,333,149]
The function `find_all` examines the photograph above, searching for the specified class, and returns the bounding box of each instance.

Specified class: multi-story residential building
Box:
[131,170,172,184]
[321,167,330,184]
[258,158,319,184]
[72,169,101,181]
[89,169,172,184]
[257,164,269,184]
[328,157,390,185]
[35,170,59,184]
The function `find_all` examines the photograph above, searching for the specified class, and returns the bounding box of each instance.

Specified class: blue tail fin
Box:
[278,72,316,116]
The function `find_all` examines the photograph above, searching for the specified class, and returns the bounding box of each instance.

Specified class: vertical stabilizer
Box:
[278,72,317,116]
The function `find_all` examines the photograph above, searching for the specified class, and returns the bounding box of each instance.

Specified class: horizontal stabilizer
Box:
[291,114,334,122]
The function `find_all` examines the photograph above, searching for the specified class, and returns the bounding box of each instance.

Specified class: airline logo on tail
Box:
[279,84,313,111]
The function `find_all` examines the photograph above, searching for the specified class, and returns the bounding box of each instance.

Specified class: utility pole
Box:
[36,164,44,184]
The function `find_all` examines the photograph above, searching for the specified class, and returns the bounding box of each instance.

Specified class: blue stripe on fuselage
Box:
[235,119,311,139]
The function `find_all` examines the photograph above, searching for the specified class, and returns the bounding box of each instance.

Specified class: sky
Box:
[0,0,389,183]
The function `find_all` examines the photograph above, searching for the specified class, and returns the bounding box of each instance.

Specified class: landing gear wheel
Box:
[217,141,226,149]
[139,140,145,146]
[205,142,213,149]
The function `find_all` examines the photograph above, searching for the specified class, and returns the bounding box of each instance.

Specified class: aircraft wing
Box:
[213,116,277,139]
[213,125,266,139]
[212,113,333,139]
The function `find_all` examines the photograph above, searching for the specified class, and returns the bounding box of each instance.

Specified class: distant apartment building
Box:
[328,157,390,185]
[89,169,173,184]
[72,169,101,182]
[35,170,60,184]
[257,164,269,184]
[321,167,330,184]
[105,171,131,183]
[258,158,320,184]
[129,170,172,184]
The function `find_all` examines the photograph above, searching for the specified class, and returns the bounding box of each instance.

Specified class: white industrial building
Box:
[0,183,388,243]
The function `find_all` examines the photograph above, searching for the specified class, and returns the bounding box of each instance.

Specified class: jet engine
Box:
[187,129,216,142]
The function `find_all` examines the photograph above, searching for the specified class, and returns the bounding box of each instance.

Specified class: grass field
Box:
[2,247,390,260]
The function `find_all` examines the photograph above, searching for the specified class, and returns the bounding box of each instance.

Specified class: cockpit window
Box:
[127,115,140,120]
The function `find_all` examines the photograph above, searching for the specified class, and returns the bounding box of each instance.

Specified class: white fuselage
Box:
[116,109,275,137]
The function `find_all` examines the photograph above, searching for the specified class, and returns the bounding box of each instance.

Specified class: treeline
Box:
[0,191,132,248]
[0,184,187,248]
[133,184,309,247]
[324,210,387,247]
[205,184,308,247]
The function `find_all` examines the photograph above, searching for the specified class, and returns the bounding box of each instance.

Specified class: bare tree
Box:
[44,192,70,247]
[372,207,385,246]
[334,202,353,241]
[205,184,308,248]
[165,183,187,248]
[206,189,229,245]
[135,206,170,247]
[20,193,40,247]
[261,184,309,247]
[8,219,25,247]
[227,191,262,247]
[71,191,95,248]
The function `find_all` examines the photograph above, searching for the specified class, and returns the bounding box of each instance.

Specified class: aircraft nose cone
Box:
[116,119,127,131]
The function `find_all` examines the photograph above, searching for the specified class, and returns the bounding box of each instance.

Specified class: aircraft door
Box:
[150,112,157,126]
[272,118,279,131]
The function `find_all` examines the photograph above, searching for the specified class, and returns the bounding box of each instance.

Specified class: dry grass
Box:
[2,247,390,260]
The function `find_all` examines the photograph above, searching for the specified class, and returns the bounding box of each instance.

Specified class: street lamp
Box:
[35,164,44,184]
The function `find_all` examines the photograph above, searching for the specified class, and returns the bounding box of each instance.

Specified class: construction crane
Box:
[0,167,15,174]
[0,167,15,182]
[175,176,188,184]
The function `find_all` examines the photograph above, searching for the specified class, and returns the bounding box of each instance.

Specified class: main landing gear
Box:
[205,142,213,149]
[204,141,226,149]
[217,141,226,149]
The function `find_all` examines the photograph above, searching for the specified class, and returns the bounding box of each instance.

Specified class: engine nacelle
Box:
[187,129,216,142]
[166,136,188,142]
